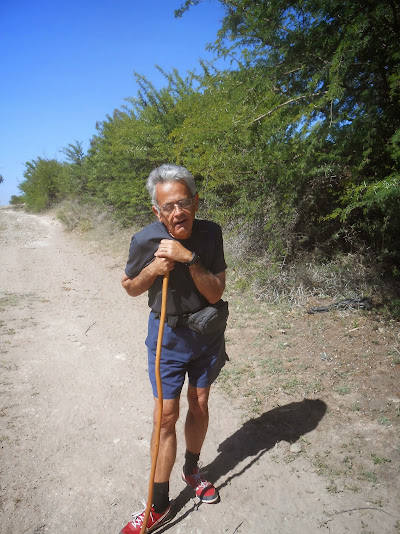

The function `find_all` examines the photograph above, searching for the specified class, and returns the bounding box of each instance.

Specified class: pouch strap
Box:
[152,311,189,328]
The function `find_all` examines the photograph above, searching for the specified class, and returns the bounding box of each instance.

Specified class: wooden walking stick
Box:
[140,271,170,534]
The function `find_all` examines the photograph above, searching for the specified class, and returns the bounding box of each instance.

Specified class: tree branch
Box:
[248,91,327,125]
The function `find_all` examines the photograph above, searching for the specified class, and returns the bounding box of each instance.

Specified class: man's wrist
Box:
[185,251,200,266]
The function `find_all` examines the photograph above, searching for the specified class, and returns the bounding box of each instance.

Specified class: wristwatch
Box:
[185,251,200,266]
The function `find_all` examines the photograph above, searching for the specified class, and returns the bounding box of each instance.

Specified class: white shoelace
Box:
[196,479,211,490]
[130,500,151,526]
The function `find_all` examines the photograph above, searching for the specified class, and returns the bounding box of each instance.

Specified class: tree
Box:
[10,195,25,205]
[60,141,88,197]
[61,140,85,165]
[18,158,65,211]
[177,0,400,262]
[85,68,196,223]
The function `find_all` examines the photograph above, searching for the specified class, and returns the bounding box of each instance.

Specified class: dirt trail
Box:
[0,209,399,534]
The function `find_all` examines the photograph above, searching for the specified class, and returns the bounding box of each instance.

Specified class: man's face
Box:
[152,180,198,240]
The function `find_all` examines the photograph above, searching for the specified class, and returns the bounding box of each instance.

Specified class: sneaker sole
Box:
[147,508,173,533]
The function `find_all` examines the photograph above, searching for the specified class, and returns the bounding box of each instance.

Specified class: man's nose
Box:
[173,203,184,214]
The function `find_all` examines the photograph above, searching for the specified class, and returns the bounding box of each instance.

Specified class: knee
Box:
[154,401,180,432]
[187,393,209,418]
[161,410,179,432]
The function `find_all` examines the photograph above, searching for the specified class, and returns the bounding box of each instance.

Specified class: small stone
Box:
[290,442,302,453]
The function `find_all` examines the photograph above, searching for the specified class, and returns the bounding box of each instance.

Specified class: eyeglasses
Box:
[158,196,196,214]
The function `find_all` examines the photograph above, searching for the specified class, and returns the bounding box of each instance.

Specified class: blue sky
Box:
[0,0,226,205]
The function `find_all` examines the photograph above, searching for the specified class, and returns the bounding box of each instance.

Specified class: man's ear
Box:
[193,193,199,212]
[152,205,162,221]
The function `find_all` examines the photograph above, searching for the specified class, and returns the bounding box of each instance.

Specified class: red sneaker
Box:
[119,501,172,534]
[181,464,219,503]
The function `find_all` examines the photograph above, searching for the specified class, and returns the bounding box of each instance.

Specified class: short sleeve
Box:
[209,225,227,274]
[124,222,172,280]
[125,235,146,279]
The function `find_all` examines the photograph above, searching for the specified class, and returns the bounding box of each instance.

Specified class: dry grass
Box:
[55,199,114,232]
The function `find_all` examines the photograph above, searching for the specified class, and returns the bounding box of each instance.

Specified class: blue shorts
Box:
[145,312,227,399]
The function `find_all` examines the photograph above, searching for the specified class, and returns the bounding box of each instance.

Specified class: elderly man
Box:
[120,164,228,534]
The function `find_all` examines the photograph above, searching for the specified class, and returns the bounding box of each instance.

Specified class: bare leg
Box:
[152,397,180,483]
[185,385,210,454]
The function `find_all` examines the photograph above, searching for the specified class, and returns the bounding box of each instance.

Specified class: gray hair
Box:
[146,163,197,206]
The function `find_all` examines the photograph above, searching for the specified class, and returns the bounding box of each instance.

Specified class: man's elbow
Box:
[121,277,137,297]
[207,286,225,304]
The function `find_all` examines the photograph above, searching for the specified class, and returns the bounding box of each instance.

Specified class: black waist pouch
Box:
[187,299,229,335]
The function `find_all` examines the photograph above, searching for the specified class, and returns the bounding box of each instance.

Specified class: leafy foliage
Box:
[84,69,196,224]
[58,141,88,198]
[10,195,25,205]
[18,158,66,211]
[16,0,400,273]
[191,0,400,263]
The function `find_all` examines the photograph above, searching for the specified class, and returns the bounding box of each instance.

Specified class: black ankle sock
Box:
[153,481,169,513]
[184,450,200,476]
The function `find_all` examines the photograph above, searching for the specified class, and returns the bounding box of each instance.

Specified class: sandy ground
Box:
[0,208,399,534]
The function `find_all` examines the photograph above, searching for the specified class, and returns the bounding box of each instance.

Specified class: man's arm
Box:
[121,257,175,297]
[188,264,225,304]
[154,239,225,304]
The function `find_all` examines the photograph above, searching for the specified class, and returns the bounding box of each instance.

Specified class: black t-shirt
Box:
[125,219,227,316]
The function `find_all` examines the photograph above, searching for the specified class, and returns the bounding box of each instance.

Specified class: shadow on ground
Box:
[160,398,327,531]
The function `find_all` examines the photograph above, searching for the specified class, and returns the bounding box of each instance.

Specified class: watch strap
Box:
[185,252,200,266]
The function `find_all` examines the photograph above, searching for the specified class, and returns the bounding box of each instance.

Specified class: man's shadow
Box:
[160,398,327,531]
